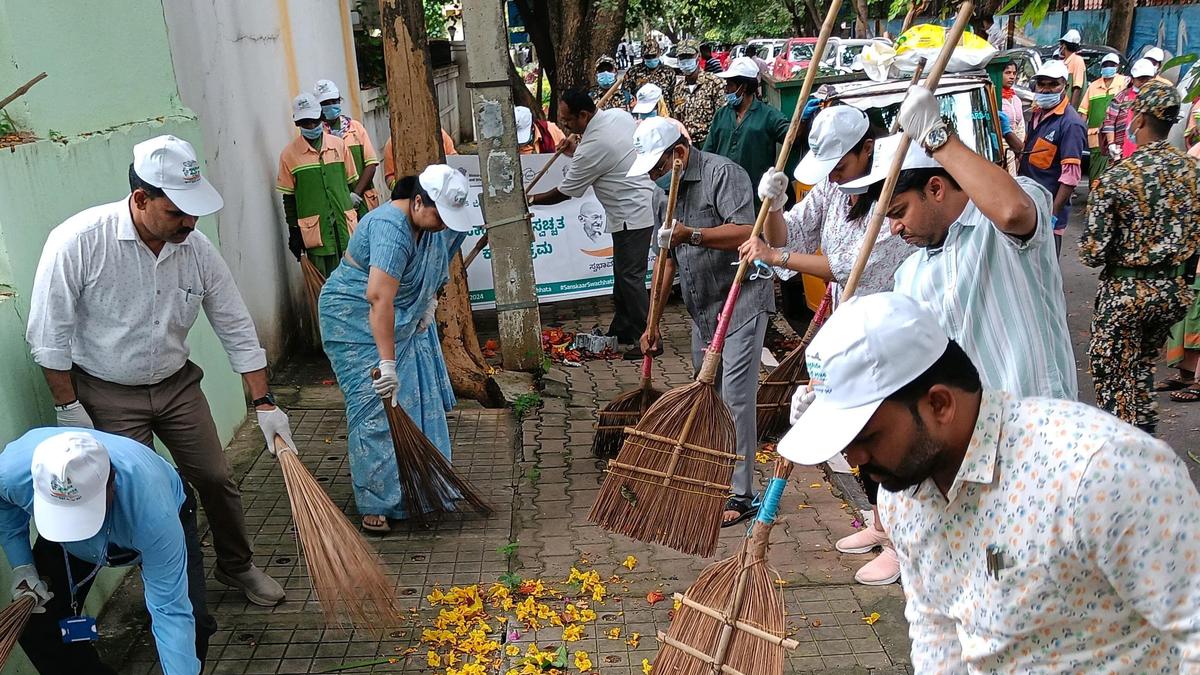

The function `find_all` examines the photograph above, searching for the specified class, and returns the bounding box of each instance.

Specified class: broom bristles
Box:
[591,382,663,458]
[277,448,401,630]
[300,256,326,344]
[588,380,736,557]
[0,596,35,667]
[756,349,808,441]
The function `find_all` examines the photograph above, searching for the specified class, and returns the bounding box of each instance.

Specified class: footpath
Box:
[106,296,912,674]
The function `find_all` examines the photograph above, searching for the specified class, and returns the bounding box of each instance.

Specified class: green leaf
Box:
[1162,53,1199,72]
[499,571,523,591]
[498,541,520,558]
[552,645,568,668]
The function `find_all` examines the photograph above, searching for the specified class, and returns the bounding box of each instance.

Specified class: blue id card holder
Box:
[60,615,98,643]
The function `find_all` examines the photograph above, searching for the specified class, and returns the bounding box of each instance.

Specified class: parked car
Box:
[771,38,876,81]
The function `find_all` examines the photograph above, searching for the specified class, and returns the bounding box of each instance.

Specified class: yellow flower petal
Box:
[863,611,881,625]
[622,555,638,571]
[606,627,622,640]
[641,658,654,674]
[427,650,441,667]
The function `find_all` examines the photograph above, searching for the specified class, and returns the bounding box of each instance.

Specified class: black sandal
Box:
[1170,387,1200,403]
[721,495,760,528]
[1155,373,1196,392]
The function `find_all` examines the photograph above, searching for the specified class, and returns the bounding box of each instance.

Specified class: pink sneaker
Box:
[835,526,889,554]
[854,546,901,586]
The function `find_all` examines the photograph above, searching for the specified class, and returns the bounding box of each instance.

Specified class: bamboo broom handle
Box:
[841,1,975,300]
[697,0,844,385]
[672,594,800,649]
[637,159,684,385]
[889,58,928,134]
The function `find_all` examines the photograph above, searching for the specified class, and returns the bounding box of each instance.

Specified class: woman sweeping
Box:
[319,164,476,532]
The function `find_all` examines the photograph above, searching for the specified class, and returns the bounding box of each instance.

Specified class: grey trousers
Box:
[690,313,769,499]
[609,226,652,342]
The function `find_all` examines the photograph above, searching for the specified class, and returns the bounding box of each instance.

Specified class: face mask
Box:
[655,173,673,190]
[838,183,869,195]
[638,110,658,120]
[725,92,743,107]
[1034,91,1063,109]
[597,72,617,88]
[321,104,342,120]
[679,58,698,74]
[300,125,324,140]
[645,57,661,68]
[1101,66,1118,78]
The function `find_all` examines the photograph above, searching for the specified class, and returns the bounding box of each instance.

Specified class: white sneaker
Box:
[215,563,286,607]
[835,526,889,554]
[854,546,901,586]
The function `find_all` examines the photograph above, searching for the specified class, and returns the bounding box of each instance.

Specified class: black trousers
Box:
[609,226,652,343]
[18,483,217,673]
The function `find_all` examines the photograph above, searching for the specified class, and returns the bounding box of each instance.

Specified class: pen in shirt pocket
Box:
[986,544,1012,580]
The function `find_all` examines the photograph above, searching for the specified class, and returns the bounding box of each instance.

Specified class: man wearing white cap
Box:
[780,292,1200,672]
[1143,46,1173,85]
[631,83,691,142]
[1101,58,1158,161]
[0,429,217,673]
[627,117,773,527]
[514,105,565,155]
[1079,53,1129,182]
[1017,59,1087,253]
[843,87,1077,401]
[314,79,380,215]
[26,135,290,607]
[1058,29,1087,107]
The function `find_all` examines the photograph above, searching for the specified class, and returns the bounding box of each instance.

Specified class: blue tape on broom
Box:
[756,477,787,525]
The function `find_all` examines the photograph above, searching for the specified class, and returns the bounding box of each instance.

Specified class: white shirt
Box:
[26,197,267,386]
[559,108,657,232]
[882,391,1200,673]
[893,178,1077,400]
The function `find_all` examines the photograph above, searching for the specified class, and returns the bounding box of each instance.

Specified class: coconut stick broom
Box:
[0,596,35,667]
[654,5,978,671]
[373,369,494,524]
[591,158,684,457]
[300,255,327,344]
[272,437,401,630]
[754,57,928,442]
[587,0,841,558]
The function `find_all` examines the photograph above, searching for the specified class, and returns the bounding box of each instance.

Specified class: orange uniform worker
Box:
[314,79,380,214]
[382,131,457,191]
[515,106,566,154]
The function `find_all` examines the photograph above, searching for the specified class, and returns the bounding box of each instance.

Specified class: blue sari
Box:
[318,203,465,519]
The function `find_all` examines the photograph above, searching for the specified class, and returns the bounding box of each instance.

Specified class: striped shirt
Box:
[893,178,1077,400]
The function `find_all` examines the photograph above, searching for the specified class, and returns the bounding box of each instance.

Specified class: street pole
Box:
[461,0,543,371]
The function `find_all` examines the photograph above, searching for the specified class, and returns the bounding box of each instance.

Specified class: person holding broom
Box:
[318,165,477,533]
[781,291,1200,672]
[314,79,381,215]
[627,117,774,528]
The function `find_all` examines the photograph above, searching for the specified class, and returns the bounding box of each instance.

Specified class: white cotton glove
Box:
[10,564,53,614]
[373,360,399,407]
[898,86,946,151]
[1108,144,1121,162]
[758,168,788,211]
[789,386,816,425]
[657,219,677,250]
[416,298,438,332]
[257,406,297,455]
[349,192,364,208]
[55,400,94,429]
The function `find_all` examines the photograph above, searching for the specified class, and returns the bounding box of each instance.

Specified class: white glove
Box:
[256,406,297,455]
[657,219,677,250]
[55,400,94,429]
[10,564,53,614]
[349,192,364,208]
[373,360,399,407]
[1108,144,1121,162]
[757,168,788,211]
[898,86,946,150]
[416,298,438,332]
[789,386,816,425]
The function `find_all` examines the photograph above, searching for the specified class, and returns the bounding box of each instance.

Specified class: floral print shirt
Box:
[880,391,1200,673]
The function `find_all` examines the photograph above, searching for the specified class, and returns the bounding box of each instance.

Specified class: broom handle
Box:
[638,159,686,386]
[841,1,975,301]
[696,0,844,386]
[890,57,928,134]
[272,435,297,456]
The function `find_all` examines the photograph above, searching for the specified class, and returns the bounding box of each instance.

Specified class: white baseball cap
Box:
[717,56,760,80]
[313,79,341,101]
[794,106,870,184]
[627,117,682,177]
[1131,58,1157,78]
[1101,53,1120,65]
[632,83,664,114]
[840,132,942,191]
[1035,59,1070,81]
[1060,29,1081,45]
[418,164,478,232]
[777,293,949,465]
[1145,46,1166,63]
[515,106,534,144]
[291,93,322,122]
[133,135,224,217]
[31,432,112,543]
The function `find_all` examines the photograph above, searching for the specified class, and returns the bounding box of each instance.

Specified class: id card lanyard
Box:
[62,524,110,617]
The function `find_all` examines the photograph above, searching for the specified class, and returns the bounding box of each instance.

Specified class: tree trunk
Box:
[852,0,870,37]
[901,0,929,34]
[1107,0,1136,54]
[783,0,814,36]
[509,55,542,118]
[379,0,495,403]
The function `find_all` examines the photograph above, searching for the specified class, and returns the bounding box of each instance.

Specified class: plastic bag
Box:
[894,24,996,73]
[861,41,899,82]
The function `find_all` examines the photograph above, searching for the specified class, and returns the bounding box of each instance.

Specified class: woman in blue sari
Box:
[318,164,476,532]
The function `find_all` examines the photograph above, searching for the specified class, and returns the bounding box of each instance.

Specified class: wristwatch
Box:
[924,124,951,154]
[689,228,703,247]
[251,393,276,407]
[778,250,791,267]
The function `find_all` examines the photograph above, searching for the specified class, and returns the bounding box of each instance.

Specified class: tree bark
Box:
[852,0,870,37]
[783,0,815,36]
[1107,0,1136,54]
[379,0,495,403]
[901,1,929,34]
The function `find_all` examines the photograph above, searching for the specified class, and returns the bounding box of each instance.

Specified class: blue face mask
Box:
[321,104,342,120]
[725,92,743,107]
[645,57,661,69]
[679,58,698,74]
[1101,66,1118,78]
[300,125,324,140]
[637,110,658,120]
[597,72,617,88]
[1034,91,1063,109]
[655,173,673,190]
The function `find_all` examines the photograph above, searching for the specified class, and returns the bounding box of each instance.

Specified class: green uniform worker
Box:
[277,93,359,277]
[314,79,381,215]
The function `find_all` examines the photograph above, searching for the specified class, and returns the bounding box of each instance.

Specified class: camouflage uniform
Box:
[1079,82,1200,430]
[624,36,678,113]
[587,55,631,111]
[671,39,727,145]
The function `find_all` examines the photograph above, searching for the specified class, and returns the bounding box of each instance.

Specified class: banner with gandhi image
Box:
[447,153,653,310]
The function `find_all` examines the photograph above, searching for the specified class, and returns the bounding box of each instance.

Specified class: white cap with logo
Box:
[632,83,664,114]
[794,106,870,185]
[291,93,323,122]
[1145,46,1166,63]
[840,132,941,191]
[31,432,112,543]
[313,79,341,101]
[1131,58,1157,78]
[717,56,761,80]
[1101,53,1120,65]
[418,164,479,233]
[627,117,682,177]
[1060,29,1081,45]
[1035,59,1070,81]
[515,106,534,144]
[133,135,224,217]
[778,293,949,465]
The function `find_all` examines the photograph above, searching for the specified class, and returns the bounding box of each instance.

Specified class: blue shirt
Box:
[0,428,197,675]
[1017,99,1087,225]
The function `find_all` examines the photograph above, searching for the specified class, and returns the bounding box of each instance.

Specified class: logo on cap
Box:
[447,187,467,207]
[181,160,201,184]
[806,355,831,395]
[316,83,334,95]
[298,98,312,109]
[49,476,81,503]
